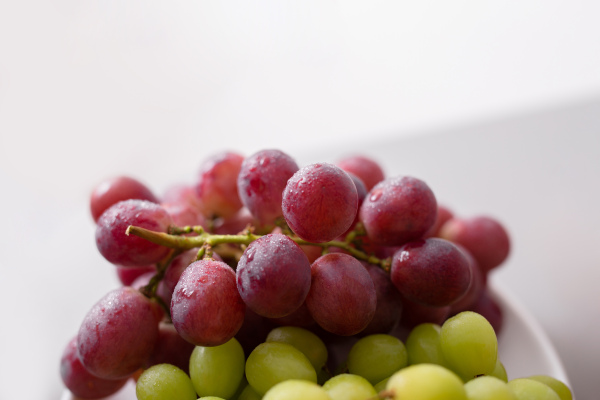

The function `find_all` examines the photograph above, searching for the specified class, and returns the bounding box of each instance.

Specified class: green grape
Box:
[507,378,560,400]
[322,373,377,400]
[386,363,467,400]
[230,376,249,400]
[198,397,226,400]
[489,360,508,382]
[237,383,262,400]
[440,311,498,380]
[245,342,317,395]
[463,376,517,400]
[405,323,447,367]
[347,334,408,385]
[189,337,245,399]
[374,377,390,393]
[136,364,197,400]
[263,379,331,400]
[527,375,573,400]
[266,326,328,370]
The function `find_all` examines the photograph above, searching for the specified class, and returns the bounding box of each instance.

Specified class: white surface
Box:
[1,2,599,399]
[59,281,571,400]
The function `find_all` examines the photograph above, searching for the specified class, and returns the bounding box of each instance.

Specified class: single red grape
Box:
[336,155,385,191]
[90,176,158,222]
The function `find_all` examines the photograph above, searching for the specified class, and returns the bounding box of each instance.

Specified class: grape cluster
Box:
[60,149,571,400]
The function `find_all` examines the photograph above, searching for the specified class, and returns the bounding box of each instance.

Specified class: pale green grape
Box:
[189,337,245,399]
[489,360,508,382]
[198,397,226,400]
[347,334,408,385]
[440,311,498,380]
[527,375,572,400]
[263,379,331,400]
[266,326,328,370]
[463,376,517,400]
[508,378,560,400]
[136,364,197,400]
[374,377,390,393]
[245,342,317,395]
[405,323,447,367]
[322,373,377,400]
[386,363,467,400]
[237,383,262,400]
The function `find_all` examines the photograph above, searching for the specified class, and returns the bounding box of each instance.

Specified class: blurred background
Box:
[1,1,599,399]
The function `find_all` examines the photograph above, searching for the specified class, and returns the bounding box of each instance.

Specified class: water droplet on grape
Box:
[370,190,382,202]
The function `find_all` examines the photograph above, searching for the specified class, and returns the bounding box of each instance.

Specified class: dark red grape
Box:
[439,215,510,273]
[170,259,246,346]
[390,238,471,307]
[360,263,403,335]
[336,155,385,191]
[449,246,486,313]
[145,322,195,373]
[236,233,312,318]
[359,176,437,246]
[77,287,160,379]
[237,149,299,226]
[95,199,173,267]
[424,204,454,238]
[90,176,158,222]
[195,151,244,219]
[282,163,358,243]
[470,289,503,334]
[306,253,376,336]
[398,296,451,331]
[60,337,128,399]
[269,301,316,328]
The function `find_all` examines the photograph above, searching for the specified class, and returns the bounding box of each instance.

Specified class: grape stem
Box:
[126,224,392,271]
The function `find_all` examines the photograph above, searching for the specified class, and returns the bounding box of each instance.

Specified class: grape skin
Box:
[306,253,376,336]
[347,334,408,385]
[77,287,160,379]
[170,259,246,347]
[136,364,197,400]
[282,163,358,243]
[360,263,404,336]
[236,233,312,318]
[95,199,173,267]
[90,176,158,222]
[360,176,437,246]
[336,155,385,191]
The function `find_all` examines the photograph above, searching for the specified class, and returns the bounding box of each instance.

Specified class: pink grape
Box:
[195,151,244,219]
[60,337,128,399]
[116,264,156,286]
[160,249,198,305]
[90,176,158,222]
[306,253,376,336]
[336,155,385,191]
[360,176,437,246]
[237,149,299,225]
[77,287,160,379]
[424,204,454,238]
[95,199,173,267]
[390,238,471,307]
[237,233,312,318]
[439,215,510,273]
[282,163,358,243]
[170,259,246,346]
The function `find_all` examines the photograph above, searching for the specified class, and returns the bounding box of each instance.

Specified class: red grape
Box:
[306,253,376,336]
[336,155,385,191]
[95,199,173,267]
[116,264,156,286]
[360,176,437,246]
[77,287,160,379]
[236,233,312,318]
[90,176,158,222]
[390,238,471,307]
[360,263,404,336]
[282,163,358,243]
[170,259,246,346]
[144,321,195,373]
[195,151,244,219]
[237,149,299,226]
[424,204,454,238]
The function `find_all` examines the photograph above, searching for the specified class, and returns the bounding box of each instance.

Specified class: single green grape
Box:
[507,378,560,400]
[198,397,226,400]
[347,334,408,385]
[322,373,377,400]
[245,342,317,395]
[440,311,498,380]
[463,376,517,400]
[489,359,508,382]
[262,379,331,400]
[405,323,447,367]
[136,364,197,400]
[237,383,262,400]
[527,375,572,400]
[386,363,467,400]
[189,337,245,399]
[266,326,328,371]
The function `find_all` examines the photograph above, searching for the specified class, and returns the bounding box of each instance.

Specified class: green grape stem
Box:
[126,223,392,272]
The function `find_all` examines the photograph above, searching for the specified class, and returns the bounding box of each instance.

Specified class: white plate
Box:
[60,279,571,400]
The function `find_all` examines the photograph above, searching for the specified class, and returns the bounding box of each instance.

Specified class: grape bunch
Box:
[60,149,571,400]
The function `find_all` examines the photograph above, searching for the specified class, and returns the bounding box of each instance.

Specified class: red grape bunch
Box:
[59,149,571,400]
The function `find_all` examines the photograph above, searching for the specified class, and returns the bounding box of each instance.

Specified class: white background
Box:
[1,2,599,399]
